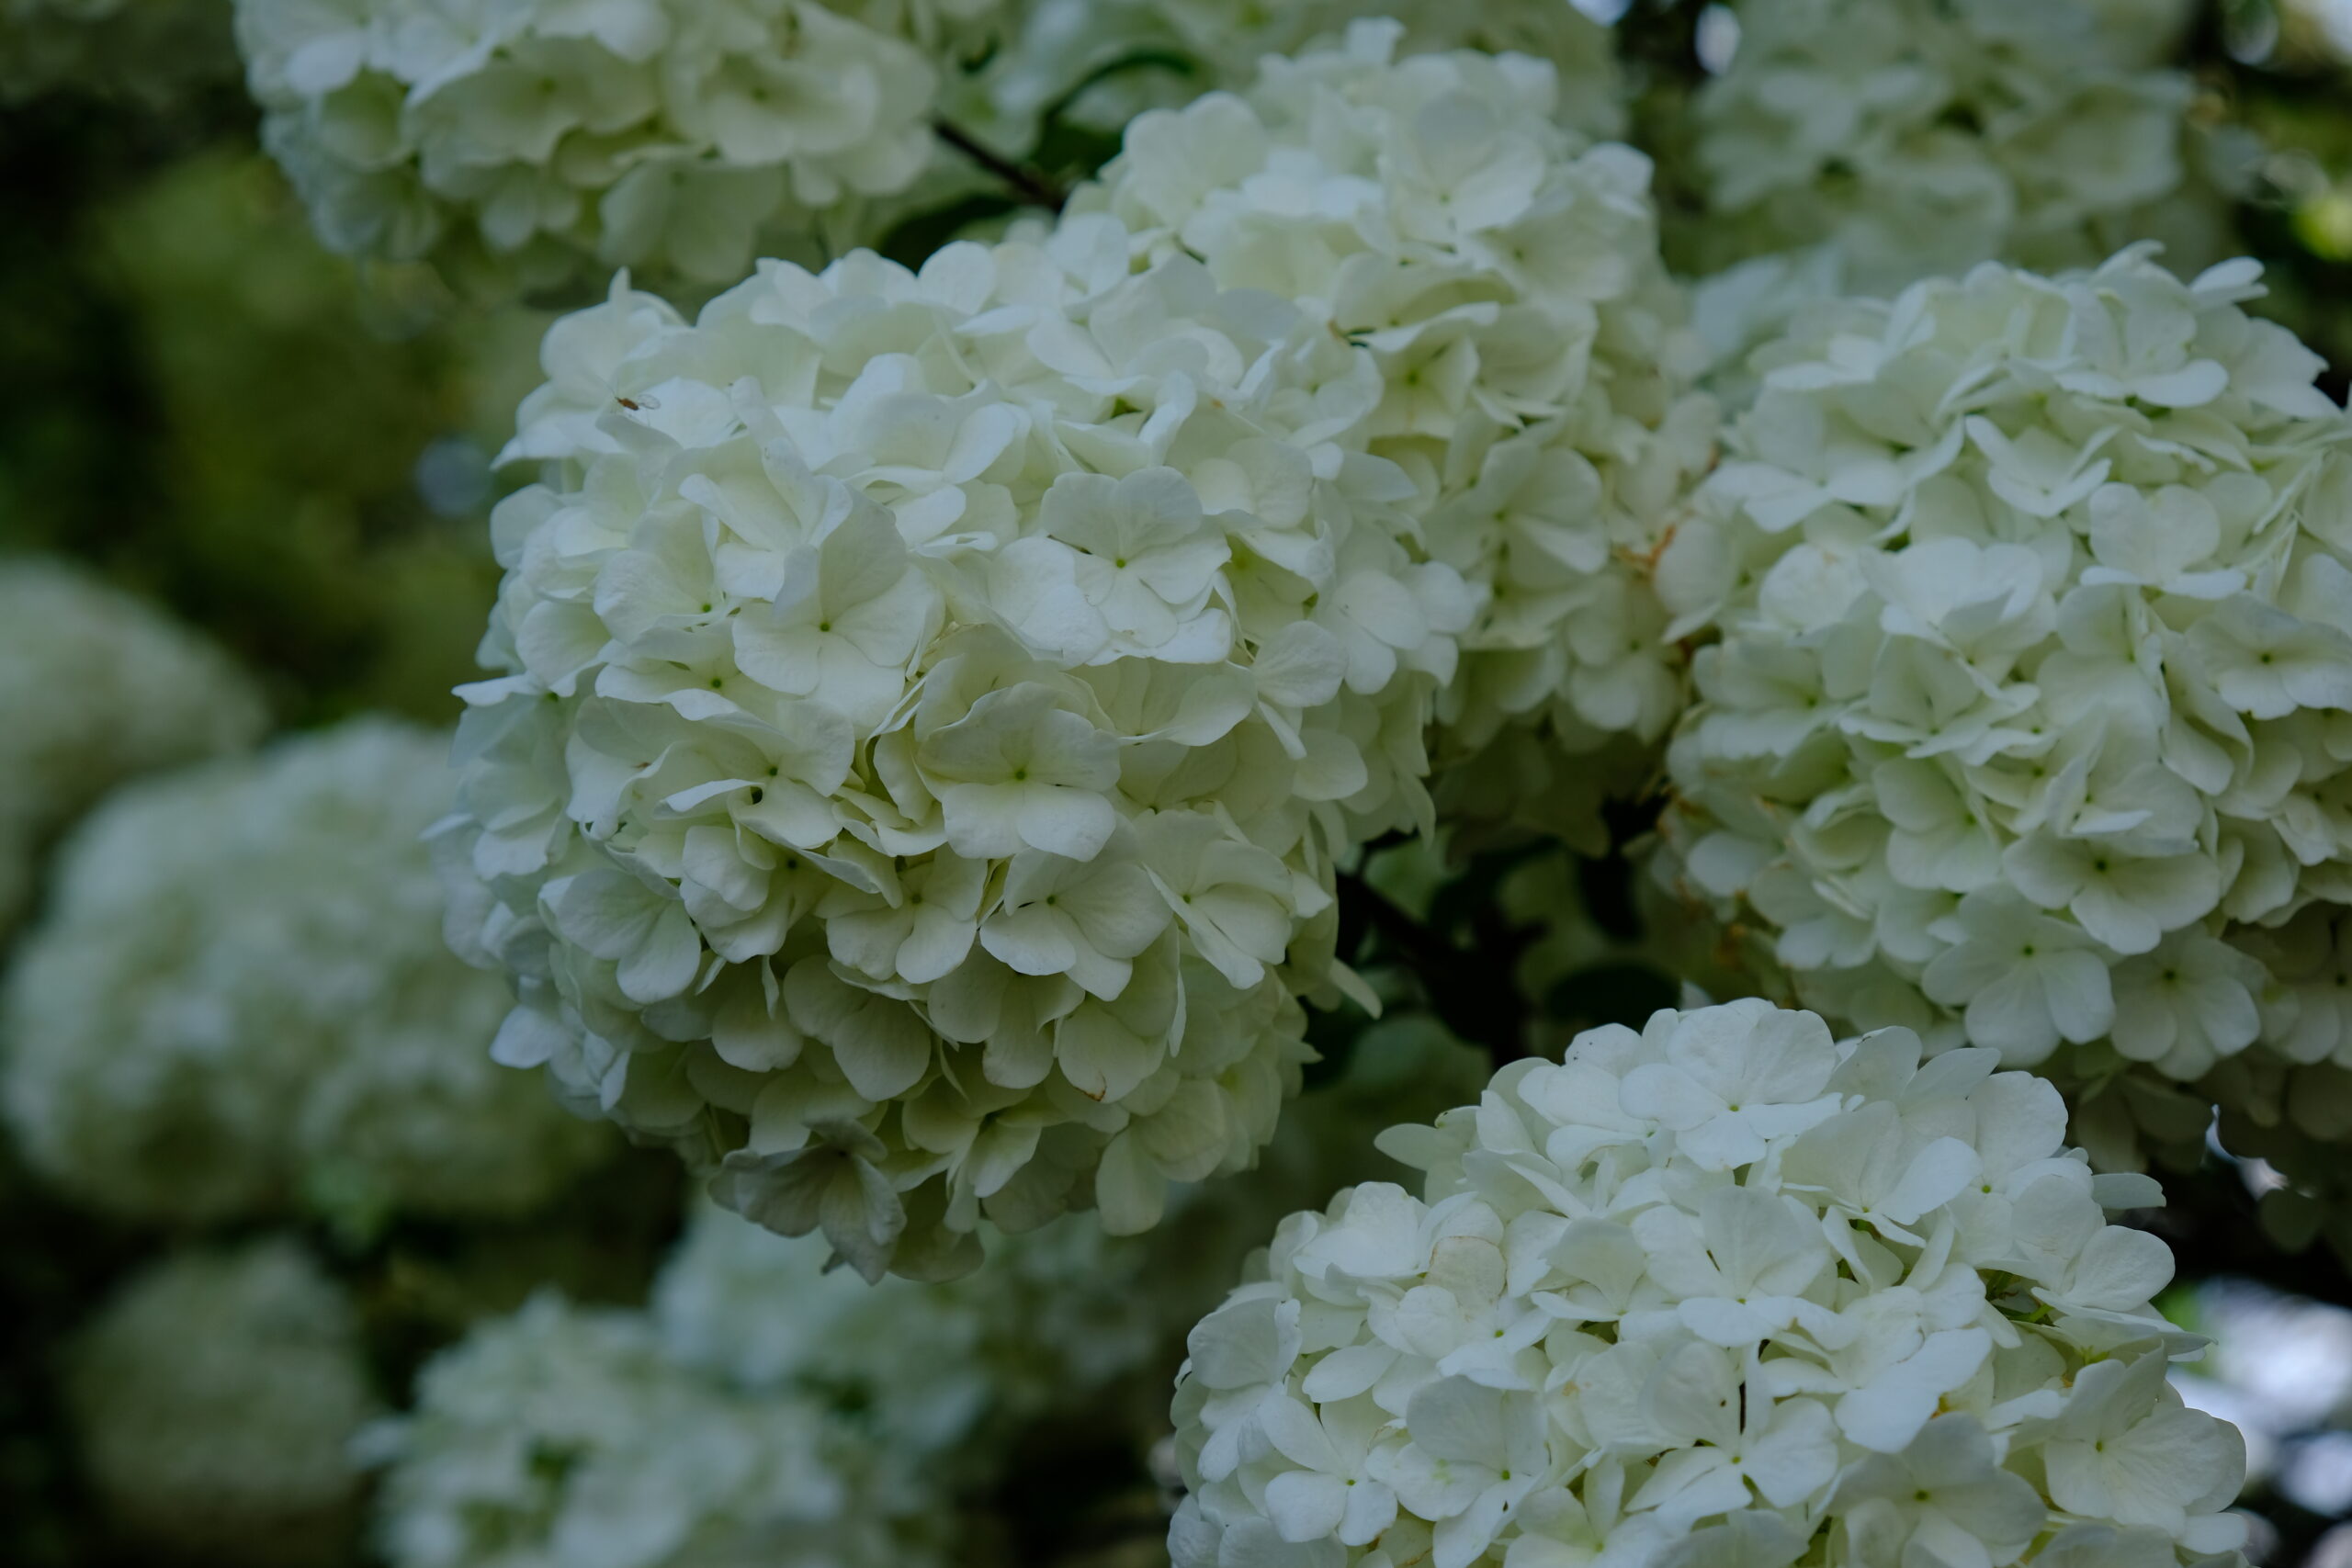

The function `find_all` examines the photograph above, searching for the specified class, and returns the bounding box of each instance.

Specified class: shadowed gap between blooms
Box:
[2145,1154,2352,1311]
[1331,786,1679,1068]
[1335,835,1540,1066]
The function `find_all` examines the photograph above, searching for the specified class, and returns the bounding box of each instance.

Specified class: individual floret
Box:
[1657,247,2352,1159]
[0,557,266,936]
[1675,0,2246,303]
[435,82,1503,1274]
[1076,20,1718,828]
[2,717,608,1226]
[1169,999,2245,1568]
[368,1292,940,1568]
[65,1238,377,1564]
[232,0,1010,295]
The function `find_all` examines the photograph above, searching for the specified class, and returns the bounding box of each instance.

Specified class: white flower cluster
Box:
[1681,0,2235,299]
[2,717,607,1226]
[1657,248,2352,1094]
[370,1291,944,1568]
[0,0,239,104]
[1076,20,1717,818]
[66,1239,376,1560]
[652,1201,1160,1468]
[1170,999,2245,1568]
[0,557,265,936]
[444,33,1685,1278]
[232,0,1008,293]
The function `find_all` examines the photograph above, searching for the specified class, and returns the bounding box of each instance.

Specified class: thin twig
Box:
[933,119,1068,213]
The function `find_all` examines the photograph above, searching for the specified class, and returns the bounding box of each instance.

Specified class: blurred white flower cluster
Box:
[1171,999,2244,1568]
[1658,250,2352,1118]
[370,1290,944,1568]
[375,1199,1178,1568]
[1079,20,1716,839]
[0,0,239,104]
[1682,0,2237,299]
[652,1201,1160,1468]
[232,0,1011,293]
[2,717,607,1227]
[0,557,265,936]
[963,0,1625,162]
[438,26,1689,1282]
[66,1239,377,1562]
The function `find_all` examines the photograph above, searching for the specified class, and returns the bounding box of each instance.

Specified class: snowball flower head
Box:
[1679,0,2238,299]
[1170,999,2245,1568]
[66,1239,376,1562]
[0,557,265,934]
[1077,20,1717,829]
[369,1292,942,1568]
[1657,248,2352,1106]
[2,717,607,1225]
[435,41,1538,1276]
[232,0,1003,293]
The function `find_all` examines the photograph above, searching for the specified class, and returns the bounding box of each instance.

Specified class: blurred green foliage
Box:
[2196,2,2352,396]
[0,83,617,1568]
[0,105,538,727]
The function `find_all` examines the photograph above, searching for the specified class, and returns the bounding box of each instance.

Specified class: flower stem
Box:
[933,119,1069,213]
